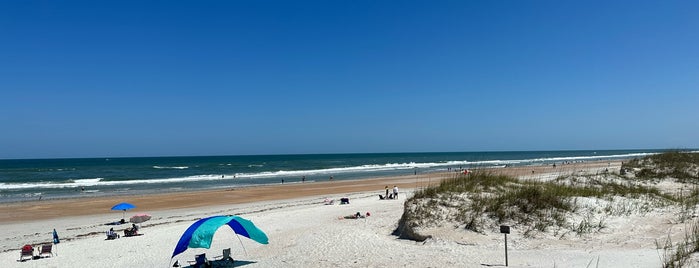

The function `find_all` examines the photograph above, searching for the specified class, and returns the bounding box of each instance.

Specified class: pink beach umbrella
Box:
[130,213,152,224]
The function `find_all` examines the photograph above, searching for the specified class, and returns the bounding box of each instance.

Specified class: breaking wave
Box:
[153,166,189,169]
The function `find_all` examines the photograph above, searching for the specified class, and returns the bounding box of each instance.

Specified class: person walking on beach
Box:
[393,185,399,199]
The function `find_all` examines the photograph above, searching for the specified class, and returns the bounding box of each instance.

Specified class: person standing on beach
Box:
[385,186,389,198]
[393,185,399,199]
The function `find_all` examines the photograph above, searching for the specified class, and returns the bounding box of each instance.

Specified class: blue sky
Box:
[1,1,697,159]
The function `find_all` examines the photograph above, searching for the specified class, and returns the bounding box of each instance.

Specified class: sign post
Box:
[500,225,510,266]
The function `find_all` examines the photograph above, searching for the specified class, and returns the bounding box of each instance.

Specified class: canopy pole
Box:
[235,233,248,256]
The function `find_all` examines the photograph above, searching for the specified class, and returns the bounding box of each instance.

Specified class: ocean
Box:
[0,149,668,203]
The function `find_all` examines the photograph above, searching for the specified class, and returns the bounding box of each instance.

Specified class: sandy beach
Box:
[0,161,681,267]
[3,0,695,266]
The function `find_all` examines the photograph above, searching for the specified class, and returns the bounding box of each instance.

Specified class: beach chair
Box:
[215,248,233,261]
[340,197,350,204]
[19,244,34,261]
[187,253,209,268]
[209,248,234,268]
[39,244,53,258]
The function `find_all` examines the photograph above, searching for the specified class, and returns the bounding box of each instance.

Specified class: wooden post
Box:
[500,225,510,266]
[504,233,508,266]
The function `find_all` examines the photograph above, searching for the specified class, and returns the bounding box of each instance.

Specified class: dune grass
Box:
[623,151,699,182]
[398,152,699,266]
[399,151,699,254]
[406,170,673,236]
[656,220,699,268]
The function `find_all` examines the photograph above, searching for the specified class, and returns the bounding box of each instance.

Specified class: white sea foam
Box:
[153,166,189,169]
[0,174,230,190]
[234,162,421,179]
[231,152,656,178]
[523,152,656,162]
[73,178,103,184]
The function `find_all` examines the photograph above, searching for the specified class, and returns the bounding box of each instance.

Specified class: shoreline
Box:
[0,173,440,223]
[0,160,615,223]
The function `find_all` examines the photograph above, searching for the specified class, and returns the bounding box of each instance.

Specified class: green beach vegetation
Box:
[395,151,699,267]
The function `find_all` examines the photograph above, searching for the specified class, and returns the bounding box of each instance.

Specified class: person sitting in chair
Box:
[124,224,138,236]
[106,228,118,239]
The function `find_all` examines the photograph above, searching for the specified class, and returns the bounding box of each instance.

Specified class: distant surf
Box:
[153,166,189,169]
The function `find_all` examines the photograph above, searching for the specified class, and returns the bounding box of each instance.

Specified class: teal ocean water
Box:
[0,150,669,202]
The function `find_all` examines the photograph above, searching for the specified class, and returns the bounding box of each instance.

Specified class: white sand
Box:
[1,166,695,267]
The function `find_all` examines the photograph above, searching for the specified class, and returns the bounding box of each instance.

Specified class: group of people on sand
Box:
[106,223,139,239]
[379,185,399,200]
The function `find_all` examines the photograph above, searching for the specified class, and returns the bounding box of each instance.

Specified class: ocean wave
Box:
[523,152,656,163]
[233,152,656,177]
[153,166,189,169]
[72,178,103,184]
[0,174,231,190]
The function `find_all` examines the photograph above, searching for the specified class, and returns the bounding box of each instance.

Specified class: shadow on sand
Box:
[232,260,257,267]
[180,259,256,268]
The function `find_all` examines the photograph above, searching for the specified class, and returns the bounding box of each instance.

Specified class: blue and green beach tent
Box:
[171,215,269,258]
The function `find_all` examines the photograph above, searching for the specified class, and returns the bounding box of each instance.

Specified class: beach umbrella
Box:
[130,213,151,224]
[111,202,136,219]
[171,215,269,259]
[52,229,60,256]
[52,229,60,244]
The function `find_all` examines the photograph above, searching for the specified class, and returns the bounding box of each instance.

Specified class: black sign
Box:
[500,225,510,234]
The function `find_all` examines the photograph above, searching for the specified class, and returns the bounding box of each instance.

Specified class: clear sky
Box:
[1,1,697,159]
